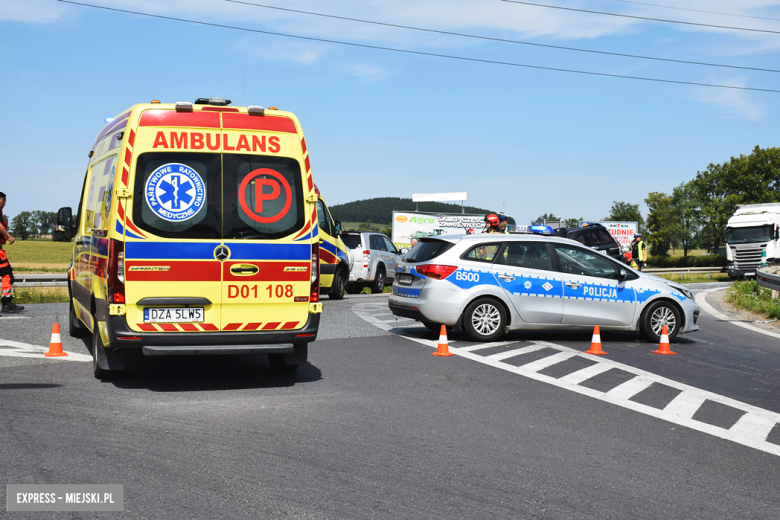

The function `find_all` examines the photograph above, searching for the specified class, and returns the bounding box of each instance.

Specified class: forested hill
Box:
[329,197,515,225]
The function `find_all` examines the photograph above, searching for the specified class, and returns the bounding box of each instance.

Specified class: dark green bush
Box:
[646,255,726,268]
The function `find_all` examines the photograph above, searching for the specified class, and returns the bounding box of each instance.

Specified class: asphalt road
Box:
[2,285,780,518]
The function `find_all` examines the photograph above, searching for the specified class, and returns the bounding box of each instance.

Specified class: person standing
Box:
[631,233,647,271]
[0,192,24,313]
[484,214,501,233]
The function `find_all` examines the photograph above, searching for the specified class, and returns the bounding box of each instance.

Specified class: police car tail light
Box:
[108,239,126,304]
[310,244,320,303]
[175,102,193,112]
[416,265,457,280]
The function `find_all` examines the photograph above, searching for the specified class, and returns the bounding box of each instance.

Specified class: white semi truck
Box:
[725,202,780,279]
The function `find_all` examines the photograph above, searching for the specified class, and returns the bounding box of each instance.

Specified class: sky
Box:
[2,0,780,225]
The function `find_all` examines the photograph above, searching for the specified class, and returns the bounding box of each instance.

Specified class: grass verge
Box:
[3,240,73,264]
[726,280,780,320]
[13,287,70,304]
[657,273,731,284]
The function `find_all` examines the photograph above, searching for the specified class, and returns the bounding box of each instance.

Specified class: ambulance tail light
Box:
[247,105,265,116]
[310,244,320,303]
[108,239,125,304]
[175,102,193,112]
[416,265,457,280]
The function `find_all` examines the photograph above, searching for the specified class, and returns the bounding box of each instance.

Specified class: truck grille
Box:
[732,244,767,270]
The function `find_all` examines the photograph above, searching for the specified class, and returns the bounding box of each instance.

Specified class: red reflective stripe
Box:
[159,324,178,332]
[125,261,221,282]
[262,322,281,330]
[138,324,157,331]
[221,113,297,133]
[200,323,219,331]
[117,201,125,220]
[307,174,313,192]
[0,262,8,269]
[304,155,311,173]
[222,323,242,331]
[179,323,198,331]
[128,129,135,147]
[125,218,147,238]
[121,167,129,187]
[293,220,311,240]
[243,323,262,330]
[124,148,132,166]
[280,321,299,330]
[300,137,307,154]
[139,110,220,128]
[319,249,337,264]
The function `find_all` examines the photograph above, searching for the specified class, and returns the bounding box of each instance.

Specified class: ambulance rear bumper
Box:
[106,313,320,354]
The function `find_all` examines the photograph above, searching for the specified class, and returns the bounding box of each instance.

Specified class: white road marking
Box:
[0,316,30,320]
[355,304,780,457]
[0,339,92,362]
[456,341,517,353]
[696,288,780,340]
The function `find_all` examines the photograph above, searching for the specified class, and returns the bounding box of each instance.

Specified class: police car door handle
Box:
[565,281,581,289]
[498,274,515,281]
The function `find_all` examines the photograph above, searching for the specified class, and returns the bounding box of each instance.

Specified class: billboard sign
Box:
[601,221,638,248]
[392,212,486,245]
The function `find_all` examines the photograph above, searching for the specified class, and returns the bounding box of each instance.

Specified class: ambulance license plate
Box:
[144,307,204,323]
[397,274,414,286]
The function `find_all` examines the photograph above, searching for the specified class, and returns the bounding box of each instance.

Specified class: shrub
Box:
[646,255,726,268]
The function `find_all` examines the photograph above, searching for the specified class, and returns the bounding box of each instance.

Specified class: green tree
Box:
[644,192,673,256]
[532,213,558,225]
[11,211,33,240]
[669,182,699,257]
[604,201,644,232]
[564,217,583,228]
[32,210,56,237]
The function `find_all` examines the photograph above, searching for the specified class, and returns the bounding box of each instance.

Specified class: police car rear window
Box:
[405,239,454,263]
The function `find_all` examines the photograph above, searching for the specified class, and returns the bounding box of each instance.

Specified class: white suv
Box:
[341,232,402,294]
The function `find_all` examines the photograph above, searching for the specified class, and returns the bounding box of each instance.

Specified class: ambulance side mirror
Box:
[334,220,342,234]
[56,207,74,237]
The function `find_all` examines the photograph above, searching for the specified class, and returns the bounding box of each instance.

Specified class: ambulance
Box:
[57,97,323,377]
[312,184,350,300]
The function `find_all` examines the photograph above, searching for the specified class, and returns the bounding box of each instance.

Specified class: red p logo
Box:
[253,178,280,213]
[238,168,292,224]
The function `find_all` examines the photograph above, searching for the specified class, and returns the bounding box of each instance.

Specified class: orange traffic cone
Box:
[431,325,454,357]
[652,325,677,355]
[44,323,68,357]
[584,325,608,355]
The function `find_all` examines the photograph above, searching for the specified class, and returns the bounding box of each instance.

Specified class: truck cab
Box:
[725,203,780,278]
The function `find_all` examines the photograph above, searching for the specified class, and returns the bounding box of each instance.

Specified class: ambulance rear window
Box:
[222,154,304,240]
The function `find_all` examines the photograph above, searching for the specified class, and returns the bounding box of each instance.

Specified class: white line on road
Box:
[0,339,92,362]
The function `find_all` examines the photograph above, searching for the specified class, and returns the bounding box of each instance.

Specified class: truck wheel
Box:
[462,298,506,342]
[641,300,681,343]
[91,320,125,379]
[69,300,88,337]
[268,344,307,373]
[328,270,346,300]
[370,267,386,294]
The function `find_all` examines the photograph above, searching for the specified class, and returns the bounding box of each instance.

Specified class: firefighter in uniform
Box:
[0,192,24,313]
[484,214,501,233]
[631,233,647,271]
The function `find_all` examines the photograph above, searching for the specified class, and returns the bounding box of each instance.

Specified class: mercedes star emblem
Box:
[214,245,231,262]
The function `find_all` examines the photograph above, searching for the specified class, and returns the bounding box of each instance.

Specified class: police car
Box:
[389,234,699,343]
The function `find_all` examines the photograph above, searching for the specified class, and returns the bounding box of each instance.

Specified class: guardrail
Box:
[644,267,726,278]
[757,265,780,292]
[14,274,68,288]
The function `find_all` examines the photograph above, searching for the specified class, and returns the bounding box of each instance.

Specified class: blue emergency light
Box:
[530,225,554,235]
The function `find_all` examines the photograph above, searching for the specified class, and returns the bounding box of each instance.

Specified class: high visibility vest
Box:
[635,240,647,261]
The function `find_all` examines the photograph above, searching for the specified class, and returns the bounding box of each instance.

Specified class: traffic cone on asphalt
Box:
[431,325,454,357]
[44,323,68,358]
[584,325,608,355]
[652,325,677,355]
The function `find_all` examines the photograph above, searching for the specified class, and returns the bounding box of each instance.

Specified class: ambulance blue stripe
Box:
[115,221,145,240]
[126,242,220,260]
[229,243,310,261]
[294,231,312,242]
[319,240,338,255]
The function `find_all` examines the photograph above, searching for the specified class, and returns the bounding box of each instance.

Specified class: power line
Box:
[57,1,780,93]
[609,0,780,23]
[501,0,780,35]
[225,0,780,73]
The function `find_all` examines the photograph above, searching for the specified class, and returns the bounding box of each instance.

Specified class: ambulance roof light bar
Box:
[247,105,265,116]
[194,97,231,106]
[175,101,193,112]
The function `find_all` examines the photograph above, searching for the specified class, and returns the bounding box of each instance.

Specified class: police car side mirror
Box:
[56,207,74,236]
[618,268,629,281]
[400,247,409,255]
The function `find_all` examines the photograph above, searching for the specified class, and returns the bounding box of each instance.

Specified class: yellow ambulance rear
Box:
[57,97,322,378]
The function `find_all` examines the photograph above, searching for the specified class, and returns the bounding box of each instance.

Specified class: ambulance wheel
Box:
[328,270,346,300]
[68,300,88,337]
[345,283,363,294]
[91,319,125,379]
[370,268,386,294]
[268,344,307,373]
[463,298,506,342]
[641,300,681,343]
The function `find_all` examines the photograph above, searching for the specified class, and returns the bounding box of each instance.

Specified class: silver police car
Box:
[389,234,700,343]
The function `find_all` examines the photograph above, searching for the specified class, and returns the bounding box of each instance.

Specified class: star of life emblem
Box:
[524,281,532,290]
[145,163,205,222]
[542,282,553,291]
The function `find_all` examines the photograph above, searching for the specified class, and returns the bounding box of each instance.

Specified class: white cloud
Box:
[234,36,326,65]
[0,0,71,23]
[693,80,766,121]
[338,62,396,82]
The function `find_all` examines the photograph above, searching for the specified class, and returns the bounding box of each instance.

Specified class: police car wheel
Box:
[642,300,680,343]
[329,270,346,300]
[463,298,506,342]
